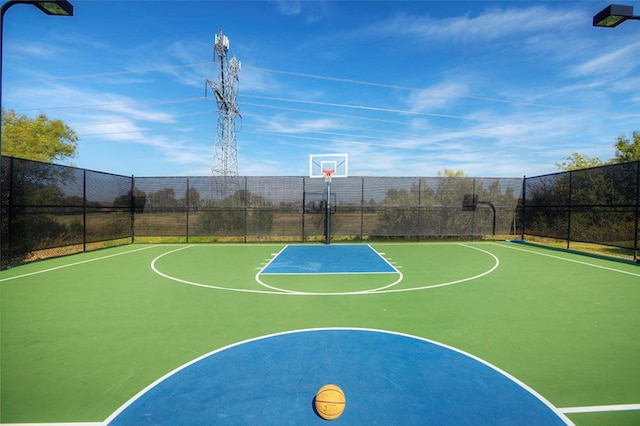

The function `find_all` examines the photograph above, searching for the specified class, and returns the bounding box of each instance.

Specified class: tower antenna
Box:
[205,29,241,180]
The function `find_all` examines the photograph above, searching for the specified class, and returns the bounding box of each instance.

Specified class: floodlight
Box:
[33,1,74,16]
[593,4,639,27]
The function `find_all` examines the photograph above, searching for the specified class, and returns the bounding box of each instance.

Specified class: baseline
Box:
[0,245,159,282]
[559,403,640,414]
[495,242,640,277]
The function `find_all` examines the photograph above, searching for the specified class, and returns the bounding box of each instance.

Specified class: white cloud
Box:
[240,65,284,95]
[572,40,640,78]
[77,114,147,142]
[268,0,329,23]
[6,41,57,58]
[157,40,212,87]
[47,90,177,124]
[270,0,302,16]
[255,115,346,134]
[406,81,470,113]
[4,81,214,171]
[371,6,584,42]
[102,98,175,123]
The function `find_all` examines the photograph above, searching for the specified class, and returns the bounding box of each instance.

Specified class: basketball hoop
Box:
[309,153,348,179]
[309,154,348,245]
[322,169,335,183]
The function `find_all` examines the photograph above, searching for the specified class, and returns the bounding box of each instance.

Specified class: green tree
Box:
[114,188,147,213]
[1,159,79,264]
[374,187,422,237]
[437,168,466,177]
[147,188,177,212]
[431,172,474,235]
[1,108,78,162]
[185,187,201,210]
[555,152,605,171]
[556,130,640,171]
[196,190,273,236]
[613,131,640,163]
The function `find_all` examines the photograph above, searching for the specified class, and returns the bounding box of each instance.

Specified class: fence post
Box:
[186,177,190,243]
[83,169,87,252]
[416,177,421,242]
[634,162,639,262]
[130,175,135,243]
[244,177,248,243]
[567,171,572,250]
[471,178,476,240]
[7,157,14,264]
[360,177,365,242]
[301,177,306,243]
[520,176,526,240]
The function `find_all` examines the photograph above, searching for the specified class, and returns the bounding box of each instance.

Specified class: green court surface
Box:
[1,242,639,425]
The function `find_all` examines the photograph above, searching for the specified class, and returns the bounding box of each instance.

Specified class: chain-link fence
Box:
[132,175,523,243]
[4,156,637,267]
[1,156,133,266]
[523,161,640,260]
[133,176,305,241]
[1,156,525,266]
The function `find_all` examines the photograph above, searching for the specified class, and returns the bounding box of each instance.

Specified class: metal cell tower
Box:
[206,29,241,177]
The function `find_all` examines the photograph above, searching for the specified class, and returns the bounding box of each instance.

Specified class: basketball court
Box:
[2,241,639,425]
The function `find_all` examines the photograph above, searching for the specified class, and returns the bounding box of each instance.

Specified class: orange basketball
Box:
[314,384,346,420]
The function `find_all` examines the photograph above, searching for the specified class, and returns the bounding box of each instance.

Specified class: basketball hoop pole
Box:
[309,154,348,244]
[324,170,333,244]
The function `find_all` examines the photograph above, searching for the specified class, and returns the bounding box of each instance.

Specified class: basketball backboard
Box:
[309,153,348,178]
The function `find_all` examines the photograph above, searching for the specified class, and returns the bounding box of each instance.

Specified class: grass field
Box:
[1,241,639,425]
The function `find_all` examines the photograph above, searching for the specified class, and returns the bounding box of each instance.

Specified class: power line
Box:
[71,98,592,146]
[72,111,212,130]
[240,94,482,122]
[8,61,636,119]
[246,65,638,119]
[7,62,211,84]
[242,121,583,148]
[239,102,587,140]
[11,94,591,146]
[6,70,627,148]
[14,97,204,112]
[238,128,566,153]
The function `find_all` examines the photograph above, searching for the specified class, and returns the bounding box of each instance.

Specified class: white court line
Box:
[152,243,497,296]
[102,327,574,425]
[0,245,158,282]
[378,243,500,294]
[494,242,640,277]
[254,244,404,295]
[0,423,103,426]
[559,403,640,413]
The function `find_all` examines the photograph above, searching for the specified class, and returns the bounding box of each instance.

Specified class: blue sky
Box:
[2,0,639,177]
